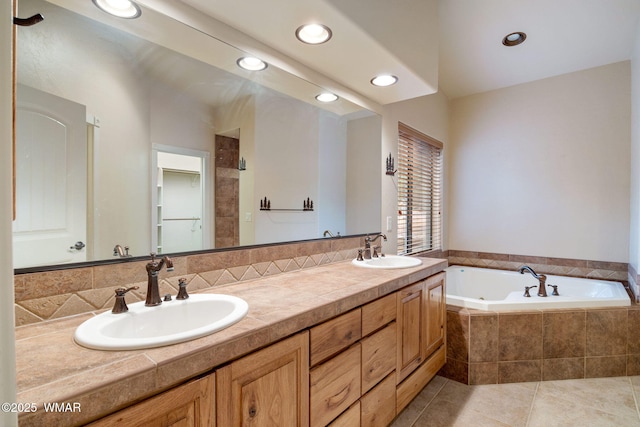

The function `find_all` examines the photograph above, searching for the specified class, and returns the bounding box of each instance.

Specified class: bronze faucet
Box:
[362,234,387,259]
[518,265,547,297]
[176,278,190,300]
[112,286,139,313]
[145,253,174,306]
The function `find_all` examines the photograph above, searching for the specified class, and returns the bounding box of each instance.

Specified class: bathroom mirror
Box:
[13,0,382,269]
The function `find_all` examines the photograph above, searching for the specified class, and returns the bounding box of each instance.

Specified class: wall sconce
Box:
[386,153,396,176]
[238,157,246,171]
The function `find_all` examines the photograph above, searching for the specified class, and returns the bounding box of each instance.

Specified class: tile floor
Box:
[392,375,640,426]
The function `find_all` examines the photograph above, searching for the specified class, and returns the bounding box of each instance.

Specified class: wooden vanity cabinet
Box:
[216,332,309,426]
[88,271,445,427]
[310,293,398,427]
[88,374,215,427]
[395,272,446,413]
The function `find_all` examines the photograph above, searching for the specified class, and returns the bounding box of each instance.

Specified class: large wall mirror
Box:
[14,0,382,270]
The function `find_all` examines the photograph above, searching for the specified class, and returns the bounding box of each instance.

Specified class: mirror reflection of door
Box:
[13,85,88,268]
[153,149,209,254]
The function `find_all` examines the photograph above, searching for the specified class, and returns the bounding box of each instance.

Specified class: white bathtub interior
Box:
[445,265,631,311]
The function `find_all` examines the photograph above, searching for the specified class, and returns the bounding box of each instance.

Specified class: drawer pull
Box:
[327,384,351,409]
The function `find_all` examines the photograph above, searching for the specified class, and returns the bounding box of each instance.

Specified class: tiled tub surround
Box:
[13,237,365,326]
[15,256,447,426]
[441,305,640,386]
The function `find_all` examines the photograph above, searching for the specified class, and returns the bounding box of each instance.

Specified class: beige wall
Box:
[448,62,631,262]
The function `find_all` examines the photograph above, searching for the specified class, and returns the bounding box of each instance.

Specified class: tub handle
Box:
[524,285,537,297]
[548,284,559,296]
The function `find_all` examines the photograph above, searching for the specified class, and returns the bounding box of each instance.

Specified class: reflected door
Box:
[13,85,87,268]
[160,169,203,253]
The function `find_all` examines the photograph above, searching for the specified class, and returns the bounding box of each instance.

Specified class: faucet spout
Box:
[518,265,547,297]
[362,234,387,259]
[365,234,387,248]
[145,253,174,306]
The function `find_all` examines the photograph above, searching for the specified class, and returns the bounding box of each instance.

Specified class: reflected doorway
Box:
[152,145,210,254]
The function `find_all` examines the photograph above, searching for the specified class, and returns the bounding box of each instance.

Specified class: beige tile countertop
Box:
[16,257,447,426]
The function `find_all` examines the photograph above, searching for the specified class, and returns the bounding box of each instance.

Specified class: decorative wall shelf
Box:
[260,197,314,212]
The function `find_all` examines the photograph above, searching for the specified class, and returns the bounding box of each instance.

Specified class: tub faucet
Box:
[145,252,174,306]
[518,265,547,297]
[363,234,387,259]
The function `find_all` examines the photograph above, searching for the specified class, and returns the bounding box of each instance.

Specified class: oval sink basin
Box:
[352,255,422,269]
[74,294,248,350]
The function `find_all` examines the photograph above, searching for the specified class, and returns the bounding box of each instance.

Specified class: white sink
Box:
[352,255,422,269]
[74,294,249,350]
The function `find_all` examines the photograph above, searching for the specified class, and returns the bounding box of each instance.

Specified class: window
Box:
[397,123,443,255]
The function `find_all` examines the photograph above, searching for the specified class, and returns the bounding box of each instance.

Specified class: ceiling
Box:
[439,0,640,99]
[180,0,640,103]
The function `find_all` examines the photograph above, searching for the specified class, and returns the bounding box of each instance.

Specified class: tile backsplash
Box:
[14,237,363,326]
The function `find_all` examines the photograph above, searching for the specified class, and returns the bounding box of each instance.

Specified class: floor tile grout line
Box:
[629,376,640,422]
[524,381,541,427]
[410,377,450,426]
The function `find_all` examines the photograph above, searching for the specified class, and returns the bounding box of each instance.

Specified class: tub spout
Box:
[518,265,547,297]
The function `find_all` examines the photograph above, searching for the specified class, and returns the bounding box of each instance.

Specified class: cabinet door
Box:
[424,272,445,357]
[88,374,214,427]
[396,281,426,384]
[217,332,309,427]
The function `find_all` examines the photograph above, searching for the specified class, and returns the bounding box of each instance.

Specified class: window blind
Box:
[397,123,443,255]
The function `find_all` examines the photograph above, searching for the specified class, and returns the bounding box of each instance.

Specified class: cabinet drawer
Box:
[310,308,362,366]
[329,402,360,427]
[310,344,362,427]
[362,293,396,336]
[361,322,396,393]
[361,372,396,427]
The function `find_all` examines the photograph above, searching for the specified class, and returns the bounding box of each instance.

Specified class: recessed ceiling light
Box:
[370,75,398,87]
[315,92,338,102]
[92,0,141,19]
[236,57,268,71]
[502,32,527,47]
[295,24,332,44]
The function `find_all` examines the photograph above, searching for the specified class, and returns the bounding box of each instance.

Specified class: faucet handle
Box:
[356,249,364,261]
[176,278,189,300]
[523,285,537,298]
[112,286,139,313]
[115,286,138,296]
[372,246,380,258]
[548,284,559,296]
